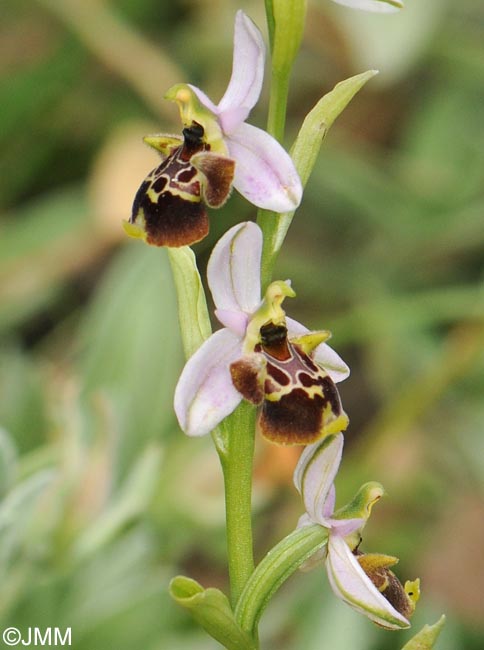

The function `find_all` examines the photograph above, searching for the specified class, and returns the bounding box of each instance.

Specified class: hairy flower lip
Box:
[174,222,349,437]
[126,125,235,248]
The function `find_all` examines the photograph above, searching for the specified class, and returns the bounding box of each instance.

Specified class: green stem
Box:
[264,0,275,52]
[257,209,278,291]
[257,0,296,289]
[220,17,292,607]
[167,246,257,644]
[257,69,290,290]
[218,402,257,608]
[168,248,257,608]
[266,70,289,143]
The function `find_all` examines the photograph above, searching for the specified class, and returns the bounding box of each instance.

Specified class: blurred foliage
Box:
[1,0,484,648]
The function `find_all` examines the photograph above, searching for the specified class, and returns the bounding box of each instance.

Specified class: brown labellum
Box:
[130,123,235,247]
[230,322,349,445]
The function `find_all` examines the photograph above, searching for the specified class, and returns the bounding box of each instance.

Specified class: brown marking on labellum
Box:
[230,356,265,405]
[298,372,314,388]
[259,388,327,445]
[177,167,198,183]
[192,152,235,208]
[134,191,208,248]
[267,364,290,387]
[152,176,167,192]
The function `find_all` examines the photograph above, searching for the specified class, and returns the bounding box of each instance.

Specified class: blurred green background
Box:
[1,0,484,648]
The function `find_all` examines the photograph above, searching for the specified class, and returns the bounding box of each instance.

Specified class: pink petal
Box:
[326,535,410,629]
[323,484,336,518]
[296,514,330,572]
[286,317,350,383]
[296,513,313,529]
[294,434,344,524]
[207,222,262,318]
[329,517,365,537]
[226,123,302,212]
[217,10,266,133]
[214,309,249,337]
[174,329,243,437]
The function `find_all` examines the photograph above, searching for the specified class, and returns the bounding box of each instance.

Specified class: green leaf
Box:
[401,615,446,649]
[170,576,256,650]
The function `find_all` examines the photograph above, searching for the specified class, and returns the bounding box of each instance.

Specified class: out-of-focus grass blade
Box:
[66,529,172,638]
[0,44,81,145]
[0,188,110,335]
[78,243,183,466]
[0,347,49,453]
[73,444,163,560]
[0,43,83,205]
[0,468,57,582]
[0,428,17,499]
[399,83,484,207]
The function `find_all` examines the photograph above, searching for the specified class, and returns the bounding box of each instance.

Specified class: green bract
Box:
[259,70,379,282]
[235,524,329,636]
[401,615,446,650]
[167,247,212,359]
[170,576,256,650]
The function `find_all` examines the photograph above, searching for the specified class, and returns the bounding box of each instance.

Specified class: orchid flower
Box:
[294,433,420,629]
[331,0,404,12]
[174,222,349,443]
[165,10,302,213]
